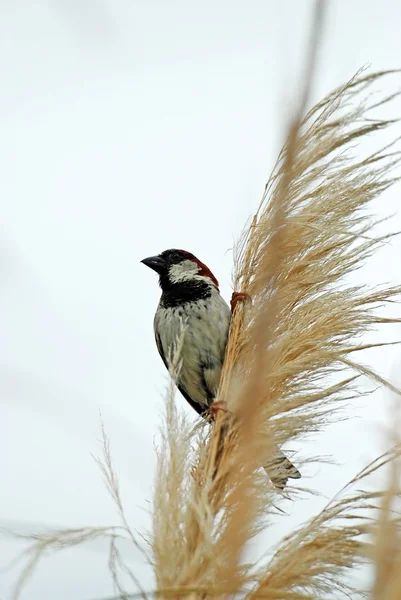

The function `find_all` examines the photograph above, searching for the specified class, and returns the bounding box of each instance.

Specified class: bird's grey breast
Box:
[154,291,231,407]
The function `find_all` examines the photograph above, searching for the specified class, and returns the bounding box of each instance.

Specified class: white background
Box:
[1,1,401,598]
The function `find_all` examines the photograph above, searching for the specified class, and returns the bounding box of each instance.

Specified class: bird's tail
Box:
[264,447,301,491]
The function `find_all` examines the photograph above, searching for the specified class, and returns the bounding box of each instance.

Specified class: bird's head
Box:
[141,249,219,291]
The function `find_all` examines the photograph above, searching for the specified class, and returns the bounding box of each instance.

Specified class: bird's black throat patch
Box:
[160,279,212,308]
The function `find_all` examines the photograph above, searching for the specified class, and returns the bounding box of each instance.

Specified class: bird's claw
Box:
[230,291,251,313]
[210,400,227,419]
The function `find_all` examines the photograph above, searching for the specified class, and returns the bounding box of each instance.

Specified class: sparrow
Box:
[141,248,301,490]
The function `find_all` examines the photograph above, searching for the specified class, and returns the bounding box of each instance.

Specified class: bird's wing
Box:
[155,331,207,417]
[155,330,169,370]
[177,383,208,417]
[201,356,223,404]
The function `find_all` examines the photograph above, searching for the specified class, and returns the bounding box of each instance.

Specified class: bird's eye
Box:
[160,249,192,265]
[168,251,185,263]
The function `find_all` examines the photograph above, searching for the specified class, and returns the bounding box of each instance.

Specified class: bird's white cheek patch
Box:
[168,260,199,283]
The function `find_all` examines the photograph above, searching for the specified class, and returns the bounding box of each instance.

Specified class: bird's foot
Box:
[230,291,251,313]
[210,400,228,419]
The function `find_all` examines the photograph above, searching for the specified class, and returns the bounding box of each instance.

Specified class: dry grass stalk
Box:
[8,525,127,600]
[371,473,401,600]
[248,448,401,600]
[7,421,149,600]
[151,69,401,599]
[370,399,401,600]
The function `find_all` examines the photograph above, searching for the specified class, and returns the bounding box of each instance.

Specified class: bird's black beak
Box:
[141,254,167,274]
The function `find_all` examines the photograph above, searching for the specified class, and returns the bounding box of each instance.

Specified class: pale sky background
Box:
[1,1,401,599]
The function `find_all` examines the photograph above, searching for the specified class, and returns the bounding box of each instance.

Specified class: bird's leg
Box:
[230,291,251,313]
[210,400,228,420]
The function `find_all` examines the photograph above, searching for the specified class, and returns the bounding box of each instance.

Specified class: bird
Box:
[141,248,301,490]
